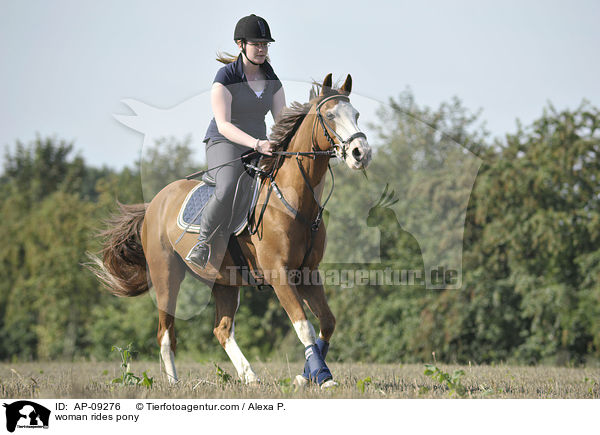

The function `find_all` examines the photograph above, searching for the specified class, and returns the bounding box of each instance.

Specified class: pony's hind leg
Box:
[212,284,259,384]
[158,307,179,384]
[148,252,186,384]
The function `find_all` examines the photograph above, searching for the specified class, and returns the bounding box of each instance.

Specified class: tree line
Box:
[0,91,598,365]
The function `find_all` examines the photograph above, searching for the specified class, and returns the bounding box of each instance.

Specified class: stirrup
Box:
[185,241,211,268]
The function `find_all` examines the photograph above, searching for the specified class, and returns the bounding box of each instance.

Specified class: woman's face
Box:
[238,40,269,64]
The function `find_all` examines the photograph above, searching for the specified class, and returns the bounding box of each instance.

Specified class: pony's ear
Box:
[320,73,333,95]
[340,74,352,95]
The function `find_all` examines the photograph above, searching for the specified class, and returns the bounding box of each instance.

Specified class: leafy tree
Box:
[1,136,85,202]
[314,90,488,362]
[0,137,102,359]
[2,98,599,366]
[140,136,204,201]
[465,101,600,363]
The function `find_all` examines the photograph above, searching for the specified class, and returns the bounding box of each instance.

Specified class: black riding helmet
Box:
[234,14,275,42]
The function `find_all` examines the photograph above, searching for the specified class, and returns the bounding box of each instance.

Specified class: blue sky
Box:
[1,0,599,169]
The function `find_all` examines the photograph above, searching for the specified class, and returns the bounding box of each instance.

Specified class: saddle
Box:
[177,152,272,290]
[177,151,262,235]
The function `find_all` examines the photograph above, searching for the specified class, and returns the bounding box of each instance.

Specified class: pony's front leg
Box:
[212,284,259,384]
[270,268,336,389]
[296,279,336,386]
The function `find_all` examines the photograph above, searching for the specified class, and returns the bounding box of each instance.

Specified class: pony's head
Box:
[313,73,372,170]
[269,74,372,171]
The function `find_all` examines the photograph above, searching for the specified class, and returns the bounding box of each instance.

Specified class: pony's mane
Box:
[263,83,344,171]
[268,101,313,150]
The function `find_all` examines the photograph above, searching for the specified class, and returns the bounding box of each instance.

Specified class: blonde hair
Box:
[215,51,238,64]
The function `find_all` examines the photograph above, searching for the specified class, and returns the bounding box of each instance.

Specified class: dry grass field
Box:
[1,360,598,399]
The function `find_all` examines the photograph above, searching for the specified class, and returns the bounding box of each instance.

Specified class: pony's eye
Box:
[326,112,335,120]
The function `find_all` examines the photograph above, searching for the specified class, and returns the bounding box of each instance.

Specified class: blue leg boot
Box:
[302,339,331,385]
[302,338,329,381]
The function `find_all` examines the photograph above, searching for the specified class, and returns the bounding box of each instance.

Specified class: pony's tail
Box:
[87,202,151,297]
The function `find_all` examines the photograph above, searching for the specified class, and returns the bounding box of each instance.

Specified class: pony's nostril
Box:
[352,147,362,160]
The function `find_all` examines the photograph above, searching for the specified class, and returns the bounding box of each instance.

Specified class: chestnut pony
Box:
[90,74,371,389]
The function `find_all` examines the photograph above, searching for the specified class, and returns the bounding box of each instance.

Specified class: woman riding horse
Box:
[186,14,286,268]
[90,13,371,387]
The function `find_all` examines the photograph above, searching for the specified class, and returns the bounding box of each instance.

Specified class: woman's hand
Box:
[255,139,274,155]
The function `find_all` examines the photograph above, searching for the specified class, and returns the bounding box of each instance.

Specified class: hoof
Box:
[293,375,309,389]
[320,379,338,390]
[245,373,260,385]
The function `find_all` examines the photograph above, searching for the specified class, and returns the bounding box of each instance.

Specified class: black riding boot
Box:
[185,195,225,268]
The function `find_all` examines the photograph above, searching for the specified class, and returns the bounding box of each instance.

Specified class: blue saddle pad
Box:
[177,183,215,232]
[177,180,255,235]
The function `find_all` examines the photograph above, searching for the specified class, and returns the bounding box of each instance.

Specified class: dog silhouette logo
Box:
[3,401,50,432]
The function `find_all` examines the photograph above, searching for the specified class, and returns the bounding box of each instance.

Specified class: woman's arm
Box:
[271,86,286,123]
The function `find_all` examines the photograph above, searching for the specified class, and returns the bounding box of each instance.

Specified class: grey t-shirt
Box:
[203,54,282,143]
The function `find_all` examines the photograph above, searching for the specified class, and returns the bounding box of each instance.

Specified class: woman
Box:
[186,14,286,268]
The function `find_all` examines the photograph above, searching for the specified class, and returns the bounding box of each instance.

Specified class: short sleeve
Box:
[272,78,283,94]
[213,66,234,86]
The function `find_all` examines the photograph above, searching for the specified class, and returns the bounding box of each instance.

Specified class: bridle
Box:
[248,93,367,268]
[271,94,367,160]
[313,94,367,160]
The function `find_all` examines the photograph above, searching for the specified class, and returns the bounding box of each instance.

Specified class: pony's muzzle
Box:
[349,141,372,169]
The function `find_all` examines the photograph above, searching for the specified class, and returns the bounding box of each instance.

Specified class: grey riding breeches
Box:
[205,138,253,230]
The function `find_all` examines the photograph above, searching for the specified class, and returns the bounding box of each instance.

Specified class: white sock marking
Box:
[293,320,316,347]
[160,331,178,383]
[223,324,259,384]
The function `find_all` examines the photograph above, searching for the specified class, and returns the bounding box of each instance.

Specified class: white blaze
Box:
[326,100,369,168]
[328,101,361,140]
